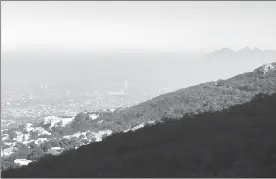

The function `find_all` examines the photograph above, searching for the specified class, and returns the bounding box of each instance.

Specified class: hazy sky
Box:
[2,1,276,53]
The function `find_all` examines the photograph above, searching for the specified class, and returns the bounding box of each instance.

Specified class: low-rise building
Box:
[14,159,33,166]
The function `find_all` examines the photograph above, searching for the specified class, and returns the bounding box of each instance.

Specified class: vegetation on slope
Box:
[3,92,276,178]
[93,62,276,132]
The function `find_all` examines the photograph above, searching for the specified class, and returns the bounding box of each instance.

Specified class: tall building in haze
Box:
[124,80,128,91]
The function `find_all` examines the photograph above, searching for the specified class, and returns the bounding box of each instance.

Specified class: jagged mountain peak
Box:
[252,47,263,52]
[238,46,255,53]
[213,48,235,54]
[210,47,275,55]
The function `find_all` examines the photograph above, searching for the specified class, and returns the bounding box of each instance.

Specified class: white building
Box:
[89,113,99,120]
[14,159,33,166]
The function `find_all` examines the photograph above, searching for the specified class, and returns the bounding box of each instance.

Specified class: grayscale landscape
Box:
[1,1,276,178]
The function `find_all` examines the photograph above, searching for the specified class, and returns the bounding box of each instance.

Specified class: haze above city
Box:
[2,1,276,54]
[1,1,276,130]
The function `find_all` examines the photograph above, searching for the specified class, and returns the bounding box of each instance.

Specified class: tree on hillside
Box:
[50,140,60,147]
[27,146,45,161]
[41,142,52,152]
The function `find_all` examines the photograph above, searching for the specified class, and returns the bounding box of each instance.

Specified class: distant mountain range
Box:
[1,61,276,173]
[210,47,276,55]
[2,47,276,96]
[206,47,276,66]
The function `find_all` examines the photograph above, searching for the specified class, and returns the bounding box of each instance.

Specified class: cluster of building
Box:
[1,89,142,125]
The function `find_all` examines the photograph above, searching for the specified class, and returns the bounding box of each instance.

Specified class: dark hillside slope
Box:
[3,93,276,178]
